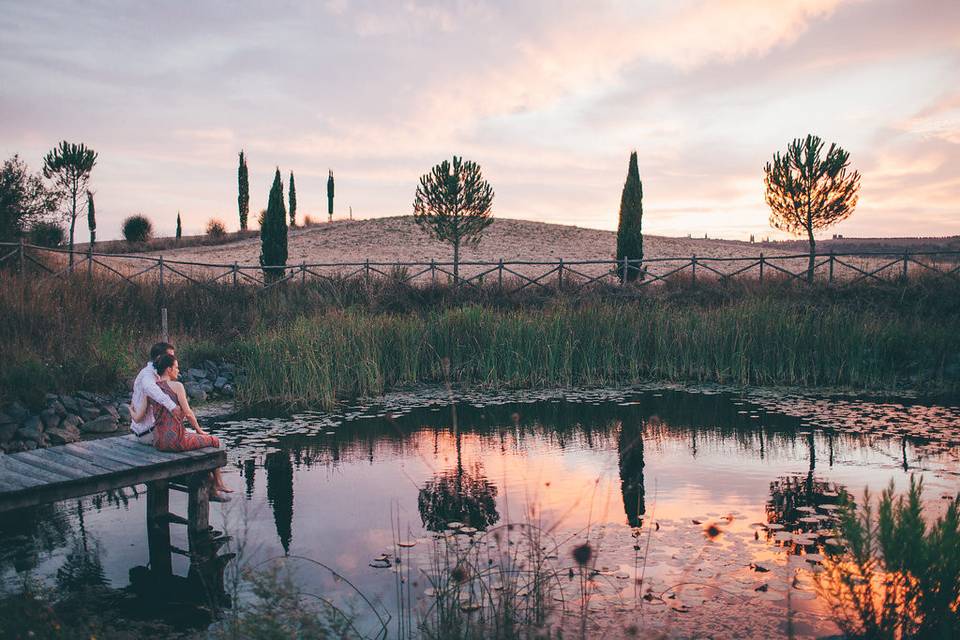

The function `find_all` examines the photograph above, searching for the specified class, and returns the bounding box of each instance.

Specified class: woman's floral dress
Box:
[150,380,221,451]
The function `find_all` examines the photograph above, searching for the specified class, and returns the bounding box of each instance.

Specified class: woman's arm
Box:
[170,381,205,433]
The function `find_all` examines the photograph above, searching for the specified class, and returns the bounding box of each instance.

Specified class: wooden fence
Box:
[2,240,959,295]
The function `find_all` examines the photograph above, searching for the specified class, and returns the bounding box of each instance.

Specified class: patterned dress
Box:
[150,380,221,452]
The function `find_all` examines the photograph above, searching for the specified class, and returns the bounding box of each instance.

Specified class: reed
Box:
[236,298,958,408]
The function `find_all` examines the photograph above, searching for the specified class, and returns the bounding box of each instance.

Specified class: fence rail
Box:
[2,240,959,295]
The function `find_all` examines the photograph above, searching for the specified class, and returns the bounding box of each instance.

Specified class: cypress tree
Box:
[86,190,96,245]
[260,168,288,283]
[238,151,249,231]
[288,171,297,227]
[615,151,644,281]
[327,170,334,222]
[176,212,182,240]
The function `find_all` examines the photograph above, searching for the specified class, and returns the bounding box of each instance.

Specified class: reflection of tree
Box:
[0,503,72,573]
[766,473,842,529]
[265,451,294,554]
[243,458,256,498]
[55,537,107,593]
[617,419,646,527]
[418,429,498,532]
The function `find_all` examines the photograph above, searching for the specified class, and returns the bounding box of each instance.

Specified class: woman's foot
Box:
[215,485,234,493]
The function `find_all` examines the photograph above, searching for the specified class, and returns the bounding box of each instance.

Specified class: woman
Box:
[133,353,232,499]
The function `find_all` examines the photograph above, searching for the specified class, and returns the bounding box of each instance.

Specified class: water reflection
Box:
[2,388,957,638]
[617,418,646,527]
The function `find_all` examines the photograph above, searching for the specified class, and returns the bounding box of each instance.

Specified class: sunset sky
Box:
[1,0,958,240]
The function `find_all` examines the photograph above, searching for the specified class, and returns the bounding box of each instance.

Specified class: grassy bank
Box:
[1,270,958,407]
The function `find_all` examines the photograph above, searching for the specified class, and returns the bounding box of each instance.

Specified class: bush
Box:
[206,218,227,238]
[817,477,960,639]
[121,215,152,243]
[303,214,315,226]
[28,221,65,247]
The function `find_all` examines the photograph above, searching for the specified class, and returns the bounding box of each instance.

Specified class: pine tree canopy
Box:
[238,150,250,231]
[260,168,288,282]
[615,150,644,280]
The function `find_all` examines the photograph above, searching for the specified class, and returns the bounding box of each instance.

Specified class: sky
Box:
[1,0,958,241]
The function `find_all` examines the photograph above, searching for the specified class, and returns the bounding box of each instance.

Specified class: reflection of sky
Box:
[1,1,958,240]
[3,392,957,634]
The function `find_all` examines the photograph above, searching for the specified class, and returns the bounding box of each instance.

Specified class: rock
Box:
[80,406,101,422]
[17,416,43,442]
[219,363,236,376]
[7,440,37,452]
[48,400,66,417]
[203,361,219,378]
[61,414,82,429]
[0,421,18,443]
[76,391,98,403]
[81,415,118,434]
[0,412,14,426]
[184,382,207,402]
[220,384,235,397]
[117,404,131,422]
[44,393,59,404]
[101,404,120,420]
[40,408,61,430]
[46,425,81,445]
[7,402,28,421]
[213,376,228,392]
[200,381,214,394]
[187,368,207,381]
[60,395,80,414]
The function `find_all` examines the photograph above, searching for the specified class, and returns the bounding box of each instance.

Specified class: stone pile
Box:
[179,360,237,402]
[0,391,129,453]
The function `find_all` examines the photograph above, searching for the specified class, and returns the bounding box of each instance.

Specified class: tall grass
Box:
[237,299,958,408]
[1,268,958,407]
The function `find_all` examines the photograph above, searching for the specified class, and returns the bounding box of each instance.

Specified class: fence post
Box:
[557,258,563,290]
[301,261,306,284]
[18,237,24,274]
[902,251,909,282]
[161,307,168,343]
[759,252,764,284]
[232,262,238,288]
[621,256,628,285]
[691,254,697,285]
[87,243,93,280]
[498,259,503,290]
[365,259,370,288]
[431,258,436,286]
[828,252,834,284]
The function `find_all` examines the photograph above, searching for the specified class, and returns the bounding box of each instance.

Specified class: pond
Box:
[2,386,959,639]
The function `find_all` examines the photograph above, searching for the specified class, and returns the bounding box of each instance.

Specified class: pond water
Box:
[2,386,958,639]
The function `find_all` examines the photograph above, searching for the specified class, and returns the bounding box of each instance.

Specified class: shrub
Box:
[303,214,315,226]
[816,477,960,639]
[121,214,152,243]
[28,221,65,247]
[206,218,227,238]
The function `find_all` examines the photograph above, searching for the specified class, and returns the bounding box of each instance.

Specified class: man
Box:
[130,342,182,445]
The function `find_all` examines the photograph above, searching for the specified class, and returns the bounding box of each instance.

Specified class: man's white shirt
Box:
[130,362,178,444]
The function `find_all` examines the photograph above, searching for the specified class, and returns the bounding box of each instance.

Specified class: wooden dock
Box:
[0,434,228,581]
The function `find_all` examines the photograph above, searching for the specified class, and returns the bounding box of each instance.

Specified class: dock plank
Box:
[0,434,226,513]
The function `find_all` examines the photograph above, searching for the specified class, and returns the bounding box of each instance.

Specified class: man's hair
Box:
[153,353,177,376]
[149,342,175,361]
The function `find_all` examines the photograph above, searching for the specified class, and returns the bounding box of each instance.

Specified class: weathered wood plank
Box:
[77,439,175,466]
[60,444,132,473]
[24,446,120,476]
[111,435,218,459]
[0,454,75,484]
[13,450,91,481]
[0,470,45,490]
[62,441,156,468]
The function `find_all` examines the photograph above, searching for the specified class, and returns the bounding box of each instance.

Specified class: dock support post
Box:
[146,480,172,576]
[187,472,212,550]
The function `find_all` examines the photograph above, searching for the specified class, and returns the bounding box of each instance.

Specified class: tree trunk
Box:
[453,237,460,287]
[68,189,77,271]
[806,226,816,283]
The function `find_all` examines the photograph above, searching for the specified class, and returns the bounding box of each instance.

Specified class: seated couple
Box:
[129,342,232,501]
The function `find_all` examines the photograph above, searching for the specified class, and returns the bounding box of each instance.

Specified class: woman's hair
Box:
[153,353,177,376]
